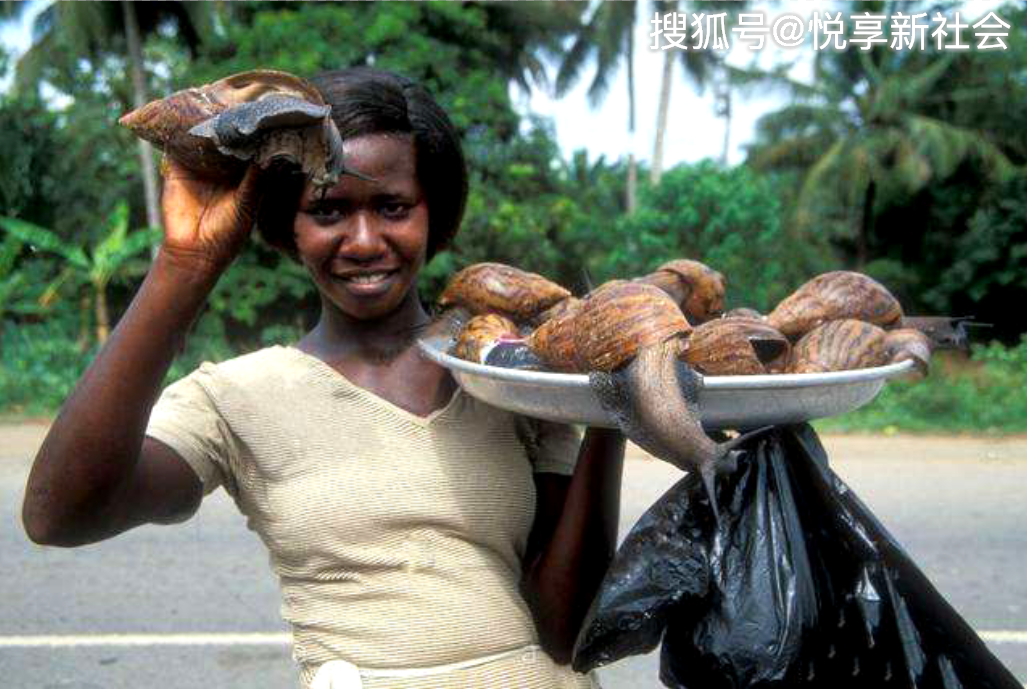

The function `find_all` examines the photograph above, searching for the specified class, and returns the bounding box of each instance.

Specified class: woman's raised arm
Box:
[22,161,264,547]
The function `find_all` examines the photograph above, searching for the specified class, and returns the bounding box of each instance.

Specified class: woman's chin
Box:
[326,287,412,323]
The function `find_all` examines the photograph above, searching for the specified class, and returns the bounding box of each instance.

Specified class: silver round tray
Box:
[418,334,915,430]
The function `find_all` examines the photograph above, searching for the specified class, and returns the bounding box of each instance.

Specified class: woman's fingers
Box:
[159,159,265,272]
[234,163,266,229]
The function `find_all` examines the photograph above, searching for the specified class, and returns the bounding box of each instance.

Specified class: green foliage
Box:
[1,204,158,292]
[922,172,1027,331]
[1,205,158,345]
[593,161,829,312]
[817,339,1027,434]
[1,215,90,269]
[0,317,94,414]
[189,2,526,138]
[747,2,1021,274]
[0,92,60,224]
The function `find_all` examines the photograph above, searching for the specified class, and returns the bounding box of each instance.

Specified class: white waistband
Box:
[311,644,543,689]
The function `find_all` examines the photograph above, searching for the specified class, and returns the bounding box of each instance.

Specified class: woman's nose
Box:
[340,211,387,261]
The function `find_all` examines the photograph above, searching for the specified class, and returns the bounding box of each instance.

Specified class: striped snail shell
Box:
[768,271,903,340]
[634,259,725,325]
[438,263,572,322]
[525,300,585,372]
[788,319,890,373]
[723,306,763,320]
[681,317,790,376]
[884,328,933,375]
[453,314,521,364]
[572,281,691,372]
[120,70,346,188]
[532,296,582,327]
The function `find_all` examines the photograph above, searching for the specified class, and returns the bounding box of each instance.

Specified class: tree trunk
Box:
[651,49,675,185]
[625,17,637,214]
[121,0,162,250]
[95,285,110,345]
[719,86,732,166]
[858,180,876,270]
[627,153,638,214]
[78,294,91,352]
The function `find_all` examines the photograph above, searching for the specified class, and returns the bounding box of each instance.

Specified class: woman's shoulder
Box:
[174,345,314,398]
[206,344,297,377]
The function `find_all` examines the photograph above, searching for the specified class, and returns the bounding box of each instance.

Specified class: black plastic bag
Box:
[573,424,1020,689]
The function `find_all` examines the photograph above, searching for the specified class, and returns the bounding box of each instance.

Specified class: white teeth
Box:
[344,272,391,284]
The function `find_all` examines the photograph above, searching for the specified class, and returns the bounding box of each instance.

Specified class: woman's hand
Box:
[160,158,265,276]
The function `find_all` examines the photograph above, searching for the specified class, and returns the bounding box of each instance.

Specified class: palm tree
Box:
[650,0,750,182]
[556,1,641,213]
[7,1,213,237]
[555,1,754,197]
[746,2,1015,269]
[0,234,32,322]
[1,203,158,344]
[479,1,588,96]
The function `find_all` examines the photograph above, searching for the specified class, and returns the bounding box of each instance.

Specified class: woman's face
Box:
[293,133,428,321]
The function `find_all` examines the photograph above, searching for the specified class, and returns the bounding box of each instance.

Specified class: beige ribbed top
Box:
[145,346,596,688]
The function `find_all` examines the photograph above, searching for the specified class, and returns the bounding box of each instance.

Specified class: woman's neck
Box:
[302,289,432,365]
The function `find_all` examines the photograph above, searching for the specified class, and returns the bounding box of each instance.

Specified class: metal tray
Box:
[418,334,915,430]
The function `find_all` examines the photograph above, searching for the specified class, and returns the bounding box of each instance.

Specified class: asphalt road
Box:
[2,422,1025,688]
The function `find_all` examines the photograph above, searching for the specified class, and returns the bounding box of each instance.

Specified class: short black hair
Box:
[256,67,468,259]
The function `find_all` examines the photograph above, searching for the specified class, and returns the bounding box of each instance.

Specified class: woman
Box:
[22,67,626,688]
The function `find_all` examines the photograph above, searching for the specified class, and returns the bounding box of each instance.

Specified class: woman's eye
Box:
[306,206,343,224]
[380,202,411,220]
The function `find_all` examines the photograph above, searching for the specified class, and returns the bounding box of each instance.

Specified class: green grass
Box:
[815,340,1027,435]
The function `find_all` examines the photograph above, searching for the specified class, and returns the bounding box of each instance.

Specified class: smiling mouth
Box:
[332,269,400,288]
[343,271,394,283]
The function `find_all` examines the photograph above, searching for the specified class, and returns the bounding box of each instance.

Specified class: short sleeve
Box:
[145,362,238,497]
[514,416,583,476]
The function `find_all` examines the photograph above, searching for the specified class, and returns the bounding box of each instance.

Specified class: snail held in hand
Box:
[120,69,363,190]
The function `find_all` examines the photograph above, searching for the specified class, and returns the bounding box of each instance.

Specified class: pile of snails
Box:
[439,261,933,378]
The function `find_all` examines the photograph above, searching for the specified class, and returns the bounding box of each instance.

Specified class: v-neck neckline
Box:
[278,345,462,427]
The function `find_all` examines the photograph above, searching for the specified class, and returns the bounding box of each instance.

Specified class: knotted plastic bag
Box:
[573,424,1019,689]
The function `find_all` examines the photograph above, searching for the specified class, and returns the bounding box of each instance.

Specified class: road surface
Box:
[2,422,1024,688]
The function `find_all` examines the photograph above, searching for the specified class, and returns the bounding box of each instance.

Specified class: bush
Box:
[594,161,832,313]
[0,317,94,414]
[816,337,1027,434]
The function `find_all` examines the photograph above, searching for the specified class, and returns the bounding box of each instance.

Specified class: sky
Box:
[2,0,1012,170]
[523,0,1011,169]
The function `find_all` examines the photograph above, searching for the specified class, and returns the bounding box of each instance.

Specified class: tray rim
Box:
[417,335,916,390]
